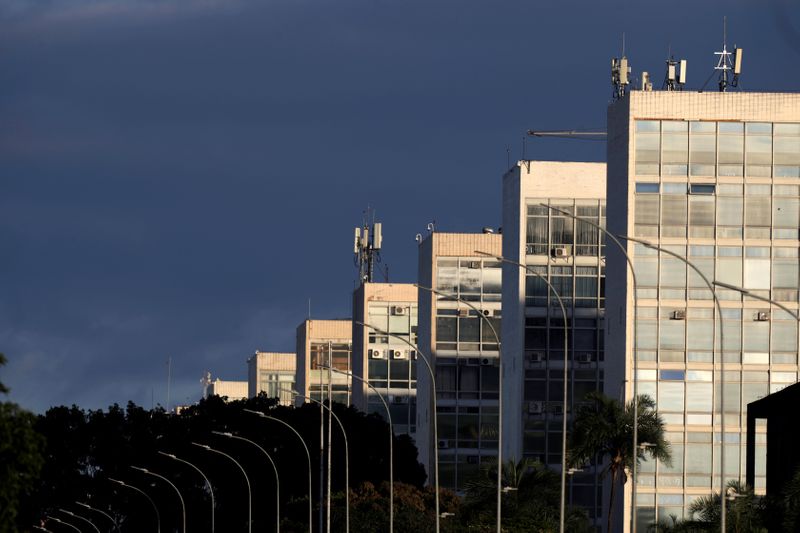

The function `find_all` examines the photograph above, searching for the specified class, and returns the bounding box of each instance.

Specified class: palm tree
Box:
[569,392,671,533]
[686,480,766,532]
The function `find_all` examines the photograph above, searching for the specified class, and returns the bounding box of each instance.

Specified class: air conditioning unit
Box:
[391,349,407,360]
[528,401,544,415]
[482,309,491,317]
[492,309,501,317]
[458,308,470,318]
[392,306,407,316]
[577,353,592,364]
[755,311,770,322]
[552,246,572,258]
[409,350,418,360]
[671,310,686,320]
[480,357,493,366]
[468,261,481,269]
[369,349,384,359]
[437,439,450,449]
[465,358,481,366]
[529,351,545,363]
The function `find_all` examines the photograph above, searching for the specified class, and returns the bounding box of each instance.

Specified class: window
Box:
[746,123,772,177]
[662,121,688,175]
[636,182,660,193]
[636,121,661,175]
[690,121,716,176]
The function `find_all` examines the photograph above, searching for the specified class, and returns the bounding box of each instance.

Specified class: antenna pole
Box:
[166,357,172,412]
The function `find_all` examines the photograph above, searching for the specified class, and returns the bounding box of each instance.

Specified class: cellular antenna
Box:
[611,56,631,100]
[354,208,383,283]
[715,16,743,92]
[664,56,687,91]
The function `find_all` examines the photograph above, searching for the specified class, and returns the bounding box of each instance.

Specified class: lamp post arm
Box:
[157,451,215,533]
[191,444,251,533]
[244,409,313,533]
[75,502,116,531]
[131,467,186,533]
[57,510,99,533]
[324,367,394,533]
[108,478,160,533]
[712,280,800,320]
[46,517,81,533]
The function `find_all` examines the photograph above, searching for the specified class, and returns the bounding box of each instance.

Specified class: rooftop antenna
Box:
[664,55,687,91]
[353,208,383,283]
[611,33,631,100]
[715,16,743,92]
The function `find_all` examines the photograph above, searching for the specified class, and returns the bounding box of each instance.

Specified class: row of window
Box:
[527,202,607,257]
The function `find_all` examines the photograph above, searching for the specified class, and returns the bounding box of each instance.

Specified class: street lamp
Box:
[74,502,115,532]
[542,204,644,532]
[45,516,81,533]
[281,390,350,533]
[32,526,54,533]
[621,234,727,532]
[469,255,569,533]
[190,443,251,533]
[210,431,281,533]
[108,478,160,533]
[243,409,313,533]
[414,283,504,533]
[322,366,394,533]
[353,319,438,533]
[130,466,186,533]
[712,280,800,320]
[56,510,99,533]
[158,451,215,533]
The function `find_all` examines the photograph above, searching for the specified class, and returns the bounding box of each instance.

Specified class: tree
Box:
[0,353,45,532]
[569,392,671,533]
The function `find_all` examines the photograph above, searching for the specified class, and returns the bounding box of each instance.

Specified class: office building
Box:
[205,378,248,401]
[352,282,418,436]
[247,351,297,405]
[606,90,800,529]
[295,319,353,404]
[417,232,502,492]
[501,160,607,523]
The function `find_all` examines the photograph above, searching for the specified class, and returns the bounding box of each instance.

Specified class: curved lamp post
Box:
[322,366,394,533]
[75,502,115,532]
[57,510,99,533]
[108,478,160,533]
[282,390,350,533]
[210,431,280,533]
[130,466,186,533]
[713,280,800,320]
[620,234,726,532]
[243,409,313,533]
[33,526,54,533]
[158,451,215,533]
[190,443,251,533]
[353,319,438,533]
[45,516,81,533]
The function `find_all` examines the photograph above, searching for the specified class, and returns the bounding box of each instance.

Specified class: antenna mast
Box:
[715,17,743,92]
[354,209,383,283]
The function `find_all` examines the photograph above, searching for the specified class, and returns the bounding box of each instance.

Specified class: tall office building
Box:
[352,282,419,436]
[417,232,502,492]
[247,351,297,405]
[501,160,607,523]
[295,319,353,404]
[606,90,800,530]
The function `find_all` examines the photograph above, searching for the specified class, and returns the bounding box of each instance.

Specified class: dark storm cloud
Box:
[1,0,798,412]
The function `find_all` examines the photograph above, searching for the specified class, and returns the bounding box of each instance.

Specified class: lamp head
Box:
[211,430,233,438]
[191,442,211,450]
[130,466,149,473]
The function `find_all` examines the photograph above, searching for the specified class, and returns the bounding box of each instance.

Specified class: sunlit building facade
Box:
[352,282,419,436]
[501,160,607,524]
[417,232,502,492]
[606,91,800,530]
[295,319,352,405]
[247,351,296,405]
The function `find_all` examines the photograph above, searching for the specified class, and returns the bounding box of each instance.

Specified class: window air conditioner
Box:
[458,309,470,318]
[577,353,592,364]
[482,309,491,316]
[529,351,545,363]
[468,261,481,269]
[480,357,493,366]
[671,310,686,320]
[528,401,544,415]
[552,246,572,258]
[369,349,384,359]
[438,439,450,449]
[392,306,407,316]
[391,349,407,360]
[755,311,770,322]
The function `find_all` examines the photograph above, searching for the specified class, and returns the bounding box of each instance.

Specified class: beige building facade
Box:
[247,350,297,405]
[295,319,353,405]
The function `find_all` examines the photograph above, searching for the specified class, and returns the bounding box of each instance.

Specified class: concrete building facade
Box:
[296,319,353,405]
[417,232,503,492]
[501,160,607,523]
[606,90,800,530]
[247,350,297,405]
[352,282,419,436]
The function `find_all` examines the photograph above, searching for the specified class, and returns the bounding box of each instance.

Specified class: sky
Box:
[2,0,799,413]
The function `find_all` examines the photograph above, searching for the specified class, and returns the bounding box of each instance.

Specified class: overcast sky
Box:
[2,0,799,413]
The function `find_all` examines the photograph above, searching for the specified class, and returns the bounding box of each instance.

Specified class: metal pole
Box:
[211,432,281,533]
[544,204,640,532]
[108,478,160,533]
[244,409,313,533]
[57,510,99,533]
[131,466,186,533]
[471,256,568,533]
[74,502,116,532]
[620,235,725,532]
[324,367,394,533]
[158,451,215,533]
[326,344,333,533]
[190,444,251,533]
[353,320,437,533]
[284,390,350,533]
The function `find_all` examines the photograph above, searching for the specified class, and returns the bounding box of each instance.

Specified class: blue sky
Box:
[2,0,799,412]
